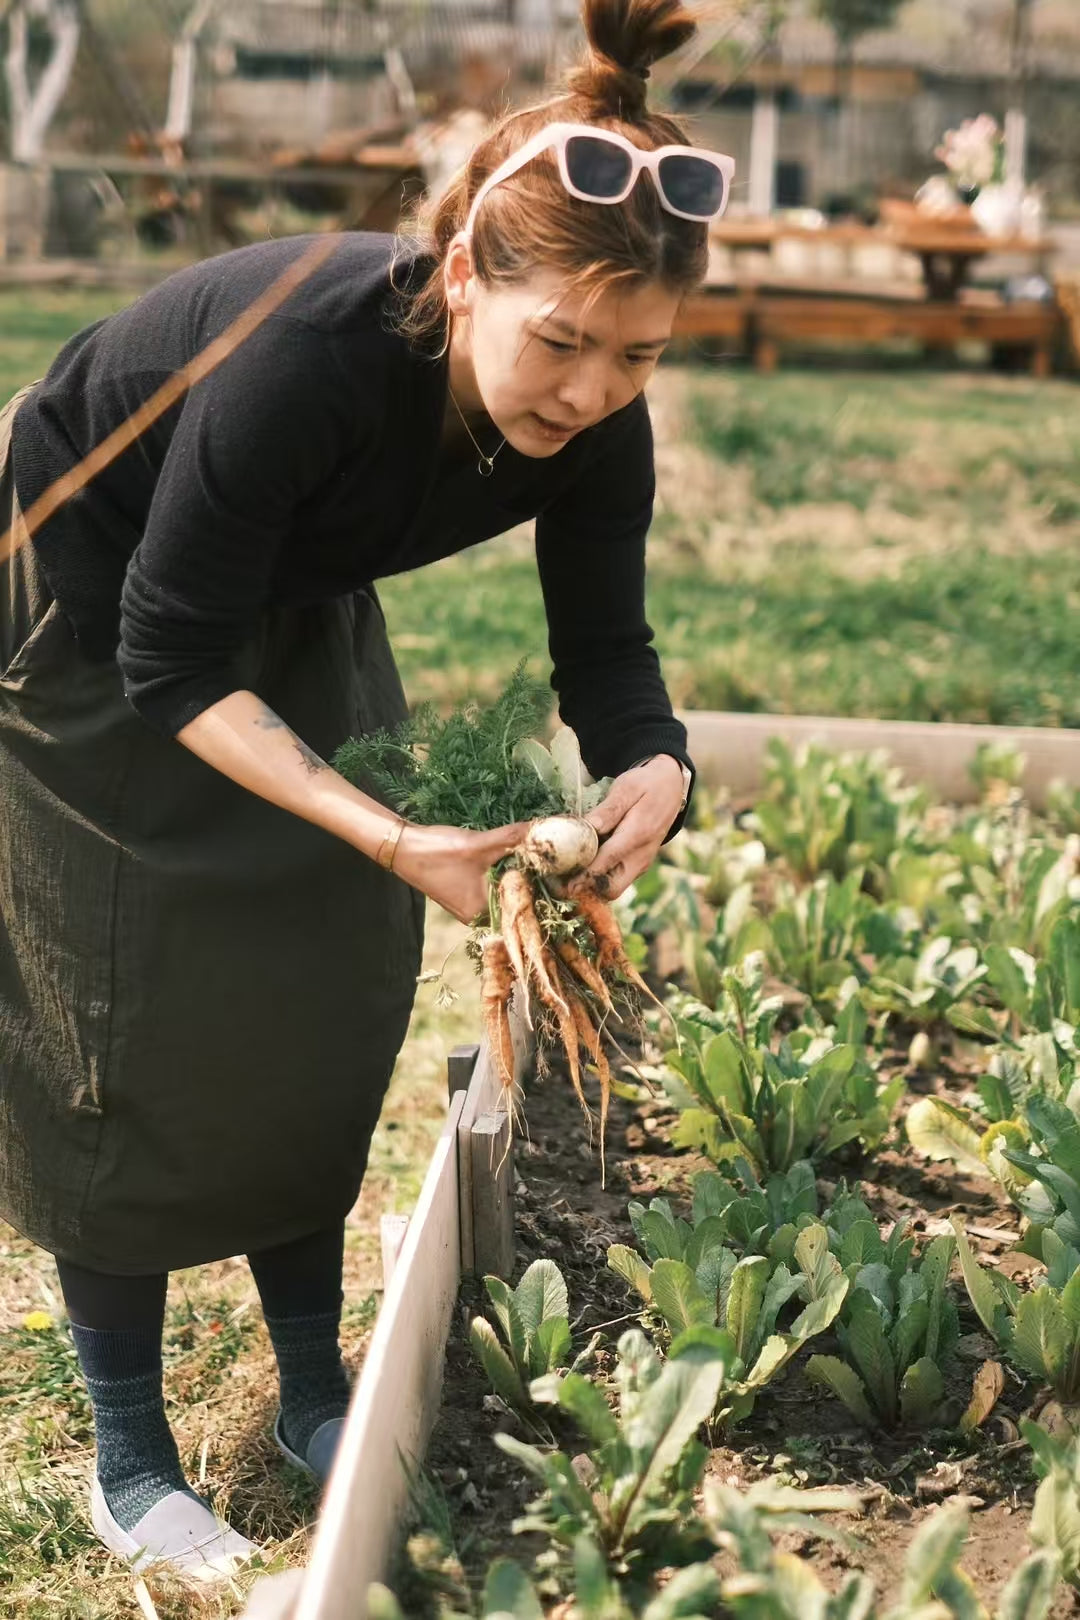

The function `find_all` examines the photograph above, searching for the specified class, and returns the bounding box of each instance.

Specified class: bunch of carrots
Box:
[480,830,655,1178]
[332,667,656,1175]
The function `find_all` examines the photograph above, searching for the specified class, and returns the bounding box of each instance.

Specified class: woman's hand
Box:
[579,756,686,900]
[392,821,531,925]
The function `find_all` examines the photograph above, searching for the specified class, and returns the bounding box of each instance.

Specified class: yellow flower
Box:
[22,1310,53,1331]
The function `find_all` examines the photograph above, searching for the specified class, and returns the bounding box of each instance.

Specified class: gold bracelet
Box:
[375,816,406,873]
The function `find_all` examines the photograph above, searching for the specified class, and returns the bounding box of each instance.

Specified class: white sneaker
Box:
[273,1408,345,1484]
[91,1475,258,1581]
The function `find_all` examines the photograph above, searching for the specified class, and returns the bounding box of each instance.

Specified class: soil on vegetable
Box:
[408,1033,1080,1616]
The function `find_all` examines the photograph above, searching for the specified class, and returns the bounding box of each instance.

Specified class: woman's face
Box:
[445,247,681,457]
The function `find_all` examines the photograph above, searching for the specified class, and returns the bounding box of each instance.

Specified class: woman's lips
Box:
[531,412,576,442]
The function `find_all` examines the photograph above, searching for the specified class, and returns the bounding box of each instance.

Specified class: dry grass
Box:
[0,906,478,1619]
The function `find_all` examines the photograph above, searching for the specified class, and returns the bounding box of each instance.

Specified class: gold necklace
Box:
[448,385,506,478]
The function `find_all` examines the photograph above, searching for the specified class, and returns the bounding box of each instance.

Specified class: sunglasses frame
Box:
[463,121,735,235]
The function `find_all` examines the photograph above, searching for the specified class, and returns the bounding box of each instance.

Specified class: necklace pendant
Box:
[478,456,494,477]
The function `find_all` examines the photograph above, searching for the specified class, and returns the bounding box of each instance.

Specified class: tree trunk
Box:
[5,0,81,164]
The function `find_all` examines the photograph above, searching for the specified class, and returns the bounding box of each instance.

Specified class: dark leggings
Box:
[56,1222,347,1331]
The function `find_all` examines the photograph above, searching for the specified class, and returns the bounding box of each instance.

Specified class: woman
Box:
[0,0,732,1579]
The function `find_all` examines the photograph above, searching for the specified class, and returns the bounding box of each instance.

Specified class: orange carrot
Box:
[569,995,612,1186]
[541,949,590,1121]
[556,938,615,1016]
[572,881,660,1008]
[499,867,567,1016]
[480,933,515,1092]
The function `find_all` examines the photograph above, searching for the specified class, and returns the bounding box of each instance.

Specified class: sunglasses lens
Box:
[657,154,726,217]
[565,135,634,199]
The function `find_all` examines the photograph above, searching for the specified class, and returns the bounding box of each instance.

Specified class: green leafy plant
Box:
[805,1234,958,1430]
[333,660,563,829]
[862,936,988,1026]
[665,1005,900,1177]
[642,1223,849,1427]
[701,1474,863,1619]
[1000,1094,1080,1253]
[368,1559,545,1620]
[746,739,925,883]
[557,1534,721,1620]
[499,1329,725,1596]
[1023,1417,1080,1590]
[612,1160,819,1278]
[952,1218,1080,1425]
[708,1495,1056,1620]
[469,1260,584,1424]
[880,1503,1058,1620]
[905,1094,1033,1206]
[764,870,872,1005]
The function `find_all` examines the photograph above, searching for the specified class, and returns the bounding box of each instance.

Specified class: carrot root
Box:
[573,882,664,1012]
[556,937,615,1015]
[480,933,516,1092]
[499,867,568,1017]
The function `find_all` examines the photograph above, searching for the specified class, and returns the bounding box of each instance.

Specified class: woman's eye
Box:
[542,337,575,354]
[626,353,653,367]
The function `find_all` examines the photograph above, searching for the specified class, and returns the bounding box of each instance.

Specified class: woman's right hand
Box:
[391,822,531,924]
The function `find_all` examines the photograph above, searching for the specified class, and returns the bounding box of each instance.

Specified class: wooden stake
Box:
[470,1110,514,1281]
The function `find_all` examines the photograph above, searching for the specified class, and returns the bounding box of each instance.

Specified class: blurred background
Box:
[1,0,1078,738]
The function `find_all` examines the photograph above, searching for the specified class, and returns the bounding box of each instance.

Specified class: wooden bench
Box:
[672,291,752,358]
[751,295,1060,375]
[673,289,1062,375]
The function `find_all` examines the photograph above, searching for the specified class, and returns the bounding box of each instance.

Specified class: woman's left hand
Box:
[579,756,686,899]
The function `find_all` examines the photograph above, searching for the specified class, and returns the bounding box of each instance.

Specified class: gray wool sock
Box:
[70,1322,197,1531]
[263,1309,350,1459]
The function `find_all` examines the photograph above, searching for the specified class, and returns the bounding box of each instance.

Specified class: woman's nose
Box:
[555,358,609,422]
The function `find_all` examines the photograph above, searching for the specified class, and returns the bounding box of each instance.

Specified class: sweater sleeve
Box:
[117,319,359,736]
[534,394,695,841]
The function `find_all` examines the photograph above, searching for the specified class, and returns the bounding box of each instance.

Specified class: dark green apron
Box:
[0,391,424,1274]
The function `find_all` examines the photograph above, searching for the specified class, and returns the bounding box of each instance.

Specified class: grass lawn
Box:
[0,286,1077,1615]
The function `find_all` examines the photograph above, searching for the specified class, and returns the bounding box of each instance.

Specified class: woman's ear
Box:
[443,234,476,320]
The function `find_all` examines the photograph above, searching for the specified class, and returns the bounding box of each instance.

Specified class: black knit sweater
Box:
[12,232,693,799]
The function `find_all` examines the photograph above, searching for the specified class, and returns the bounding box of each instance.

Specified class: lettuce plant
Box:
[665,1015,901,1177]
[616,1161,819,1275]
[1024,1418,1080,1590]
[706,1498,1058,1620]
[500,1329,725,1592]
[645,1224,849,1427]
[745,738,925,883]
[368,1560,545,1620]
[760,869,872,1005]
[805,1234,958,1430]
[469,1260,584,1424]
[862,936,988,1026]
[952,1218,1080,1422]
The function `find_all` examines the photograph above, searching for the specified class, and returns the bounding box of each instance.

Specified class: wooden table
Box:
[882,224,1055,301]
[710,217,1055,303]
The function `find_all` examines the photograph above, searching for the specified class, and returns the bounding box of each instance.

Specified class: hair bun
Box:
[564,0,696,121]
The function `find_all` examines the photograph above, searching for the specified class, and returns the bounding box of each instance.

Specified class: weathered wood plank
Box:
[470,1109,515,1281]
[291,1089,466,1620]
[446,1042,480,1100]
[457,997,527,1274]
[682,711,1080,811]
[379,1213,409,1294]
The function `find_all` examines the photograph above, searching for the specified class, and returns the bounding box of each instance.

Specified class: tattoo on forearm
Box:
[293,738,328,775]
[254,702,328,775]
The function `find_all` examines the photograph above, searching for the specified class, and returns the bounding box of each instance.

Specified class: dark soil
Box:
[405,1049,1080,1616]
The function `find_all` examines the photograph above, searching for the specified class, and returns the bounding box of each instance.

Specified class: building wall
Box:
[686,79,1079,211]
[203,73,399,153]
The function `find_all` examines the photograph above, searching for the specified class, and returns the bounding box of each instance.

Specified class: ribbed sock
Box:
[263,1309,350,1459]
[70,1322,196,1531]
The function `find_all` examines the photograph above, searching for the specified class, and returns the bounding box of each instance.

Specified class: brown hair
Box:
[394,0,708,354]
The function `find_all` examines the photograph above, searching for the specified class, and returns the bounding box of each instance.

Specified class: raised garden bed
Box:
[247,719,1080,1619]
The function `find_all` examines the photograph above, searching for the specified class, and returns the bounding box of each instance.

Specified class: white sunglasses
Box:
[464,121,735,235]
